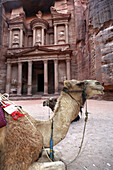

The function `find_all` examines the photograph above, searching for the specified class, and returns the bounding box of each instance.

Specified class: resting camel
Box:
[43,97,80,121]
[0,80,104,170]
[43,98,57,111]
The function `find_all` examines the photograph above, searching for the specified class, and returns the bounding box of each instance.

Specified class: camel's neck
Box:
[36,92,82,148]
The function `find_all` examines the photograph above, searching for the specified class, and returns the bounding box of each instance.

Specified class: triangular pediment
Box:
[7,15,25,24]
[8,45,61,57]
[6,45,72,57]
[22,48,52,56]
[50,6,71,19]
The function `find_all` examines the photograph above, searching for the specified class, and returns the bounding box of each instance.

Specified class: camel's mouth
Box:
[92,86,104,94]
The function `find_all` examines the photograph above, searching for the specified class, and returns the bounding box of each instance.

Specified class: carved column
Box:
[46,33,49,45]
[17,62,22,95]
[27,61,32,95]
[66,59,71,80]
[9,29,12,48]
[6,63,11,93]
[42,27,44,45]
[65,23,69,44]
[44,60,48,94]
[54,59,59,94]
[20,28,23,47]
[33,28,36,46]
[54,25,57,45]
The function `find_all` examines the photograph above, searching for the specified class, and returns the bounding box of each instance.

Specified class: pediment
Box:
[7,15,25,24]
[6,45,72,57]
[22,48,51,56]
[7,45,61,57]
[50,6,71,19]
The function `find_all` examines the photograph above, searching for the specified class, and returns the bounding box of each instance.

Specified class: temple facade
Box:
[4,4,72,96]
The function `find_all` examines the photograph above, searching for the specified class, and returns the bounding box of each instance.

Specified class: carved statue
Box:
[36,11,42,18]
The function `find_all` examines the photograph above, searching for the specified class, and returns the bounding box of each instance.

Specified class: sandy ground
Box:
[14,99,113,170]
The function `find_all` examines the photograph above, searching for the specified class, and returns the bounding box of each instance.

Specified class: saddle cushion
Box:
[0,105,7,128]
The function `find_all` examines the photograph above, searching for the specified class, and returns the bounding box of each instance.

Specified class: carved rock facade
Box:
[0,0,113,99]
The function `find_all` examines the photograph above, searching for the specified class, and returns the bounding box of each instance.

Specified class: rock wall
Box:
[0,2,7,93]
[74,0,113,99]
[88,0,113,99]
[74,0,90,80]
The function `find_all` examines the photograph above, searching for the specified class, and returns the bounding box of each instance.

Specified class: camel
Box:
[43,97,80,121]
[43,98,57,111]
[0,79,104,170]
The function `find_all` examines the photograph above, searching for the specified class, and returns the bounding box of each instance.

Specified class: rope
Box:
[67,101,88,166]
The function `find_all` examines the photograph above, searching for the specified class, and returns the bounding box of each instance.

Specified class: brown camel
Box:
[0,79,104,170]
[43,97,57,111]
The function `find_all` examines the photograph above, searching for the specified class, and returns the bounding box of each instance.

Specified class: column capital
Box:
[54,59,58,63]
[65,23,69,26]
[66,58,71,61]
[53,23,57,26]
[28,60,32,64]
[43,60,48,64]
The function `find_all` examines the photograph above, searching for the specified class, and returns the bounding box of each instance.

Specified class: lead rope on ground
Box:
[67,101,88,166]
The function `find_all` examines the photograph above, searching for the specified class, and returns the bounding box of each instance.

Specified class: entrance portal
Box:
[37,74,44,92]
[48,61,54,94]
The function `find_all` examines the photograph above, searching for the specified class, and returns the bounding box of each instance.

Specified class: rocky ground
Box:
[15,99,113,170]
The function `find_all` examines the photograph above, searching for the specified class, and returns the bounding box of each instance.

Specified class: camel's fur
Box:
[0,110,43,170]
[43,97,80,122]
[0,79,104,170]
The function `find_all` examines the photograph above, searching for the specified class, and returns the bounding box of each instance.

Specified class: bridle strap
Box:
[62,87,80,105]
[62,86,87,107]
[62,87,84,93]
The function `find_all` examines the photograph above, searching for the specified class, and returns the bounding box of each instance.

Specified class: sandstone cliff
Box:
[88,0,113,99]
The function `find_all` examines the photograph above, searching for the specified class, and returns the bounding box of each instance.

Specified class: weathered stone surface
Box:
[28,161,65,170]
[38,148,62,163]
[88,0,113,99]
[89,0,113,28]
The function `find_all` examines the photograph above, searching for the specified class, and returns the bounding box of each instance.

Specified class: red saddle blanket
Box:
[0,106,7,128]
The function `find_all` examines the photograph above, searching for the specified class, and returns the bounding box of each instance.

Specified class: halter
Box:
[62,84,89,166]
[62,84,87,108]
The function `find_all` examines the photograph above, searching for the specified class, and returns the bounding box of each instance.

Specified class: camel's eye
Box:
[95,81,100,85]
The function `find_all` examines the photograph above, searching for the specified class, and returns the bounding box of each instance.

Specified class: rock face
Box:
[75,0,113,100]
[88,0,113,99]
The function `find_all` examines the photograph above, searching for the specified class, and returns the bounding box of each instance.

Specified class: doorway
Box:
[37,74,44,92]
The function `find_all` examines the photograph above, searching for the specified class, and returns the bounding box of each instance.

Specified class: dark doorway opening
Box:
[37,74,44,92]
[48,61,54,94]
[22,62,28,95]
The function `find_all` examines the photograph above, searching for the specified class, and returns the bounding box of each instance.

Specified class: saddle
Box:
[0,105,7,128]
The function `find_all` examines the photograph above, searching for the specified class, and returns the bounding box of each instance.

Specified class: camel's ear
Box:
[64,80,72,88]
[76,81,85,87]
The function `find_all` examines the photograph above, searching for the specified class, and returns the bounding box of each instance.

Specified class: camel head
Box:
[64,79,104,99]
[43,98,57,111]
